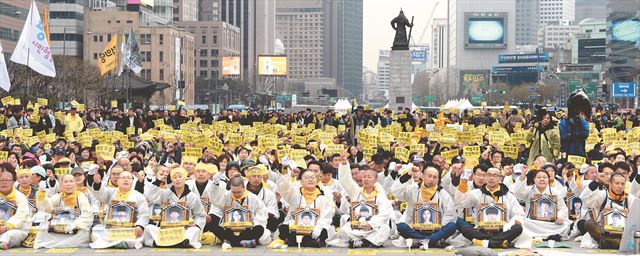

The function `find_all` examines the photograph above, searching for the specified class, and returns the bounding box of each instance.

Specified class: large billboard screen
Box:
[258,56,287,76]
[460,70,489,97]
[222,56,240,75]
[410,47,428,63]
[611,19,640,42]
[465,12,508,48]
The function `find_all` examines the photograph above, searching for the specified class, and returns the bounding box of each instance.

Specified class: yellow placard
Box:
[54,168,69,177]
[96,144,116,161]
[410,143,425,154]
[167,105,176,111]
[1,96,13,106]
[394,147,410,163]
[463,146,481,159]
[0,151,8,162]
[36,98,48,106]
[183,147,202,158]
[502,146,518,160]
[12,98,21,105]
[567,155,586,167]
[107,228,136,241]
[325,144,343,156]
[156,227,185,246]
[442,149,459,164]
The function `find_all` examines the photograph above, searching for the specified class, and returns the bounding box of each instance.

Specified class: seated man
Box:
[330,154,392,248]
[454,167,525,248]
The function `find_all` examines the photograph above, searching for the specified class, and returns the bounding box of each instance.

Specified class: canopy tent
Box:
[333,99,352,114]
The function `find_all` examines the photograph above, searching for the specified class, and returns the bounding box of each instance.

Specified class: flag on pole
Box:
[117,31,126,76]
[42,6,50,44]
[123,28,142,74]
[10,1,56,77]
[0,43,11,92]
[97,34,119,76]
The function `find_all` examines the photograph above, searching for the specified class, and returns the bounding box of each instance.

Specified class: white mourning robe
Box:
[143,184,206,248]
[454,183,526,232]
[33,192,93,249]
[512,180,571,240]
[390,178,457,226]
[245,182,279,219]
[619,198,640,253]
[0,189,31,248]
[276,171,336,240]
[579,184,637,248]
[209,182,269,233]
[330,163,392,247]
[89,186,150,249]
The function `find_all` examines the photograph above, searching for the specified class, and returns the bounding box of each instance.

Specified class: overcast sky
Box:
[363,0,442,71]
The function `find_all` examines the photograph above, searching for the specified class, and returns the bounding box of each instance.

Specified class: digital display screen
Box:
[258,56,288,76]
[468,18,505,44]
[612,19,640,42]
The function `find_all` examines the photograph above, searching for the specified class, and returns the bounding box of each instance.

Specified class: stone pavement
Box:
[5,242,625,256]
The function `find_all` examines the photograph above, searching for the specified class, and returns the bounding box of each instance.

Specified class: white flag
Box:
[10,1,56,77]
[123,28,142,74]
[117,31,126,76]
[0,43,11,92]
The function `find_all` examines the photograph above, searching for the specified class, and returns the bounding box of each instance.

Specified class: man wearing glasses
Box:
[0,169,31,250]
[454,167,525,248]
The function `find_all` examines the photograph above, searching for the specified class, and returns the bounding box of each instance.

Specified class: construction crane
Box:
[411,1,439,45]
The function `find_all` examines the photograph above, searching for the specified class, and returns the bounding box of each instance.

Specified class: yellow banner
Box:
[567,155,586,167]
[107,228,136,241]
[96,144,116,161]
[98,34,119,76]
[156,227,185,246]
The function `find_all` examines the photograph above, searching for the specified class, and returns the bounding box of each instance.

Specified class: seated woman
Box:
[88,170,149,249]
[0,167,31,250]
[33,174,93,248]
[512,168,571,241]
[143,167,206,248]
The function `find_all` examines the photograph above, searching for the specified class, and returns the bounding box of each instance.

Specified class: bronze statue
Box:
[391,10,414,50]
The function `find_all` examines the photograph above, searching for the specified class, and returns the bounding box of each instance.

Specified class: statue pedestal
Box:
[388,50,412,111]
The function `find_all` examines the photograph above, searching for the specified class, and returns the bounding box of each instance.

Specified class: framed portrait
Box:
[602,207,628,235]
[149,204,163,221]
[0,198,17,225]
[566,193,583,220]
[49,208,79,233]
[350,199,378,230]
[222,203,252,232]
[411,202,441,231]
[464,207,476,224]
[161,201,190,227]
[290,206,319,235]
[530,194,558,222]
[477,202,507,231]
[106,201,137,227]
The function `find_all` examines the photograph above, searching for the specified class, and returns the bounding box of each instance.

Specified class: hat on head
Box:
[182,156,198,164]
[54,148,66,155]
[170,167,188,179]
[579,164,590,174]
[451,155,465,164]
[240,160,257,171]
[57,157,72,164]
[30,166,46,179]
[71,167,85,175]
[17,168,31,177]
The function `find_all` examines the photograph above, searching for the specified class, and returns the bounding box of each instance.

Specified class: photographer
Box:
[559,113,589,157]
[526,109,560,165]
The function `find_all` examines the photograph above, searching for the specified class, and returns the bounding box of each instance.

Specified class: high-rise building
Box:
[198,0,219,21]
[276,0,325,80]
[377,49,390,97]
[83,10,196,104]
[49,0,88,57]
[515,0,540,45]
[606,0,640,84]
[431,18,448,70]
[540,0,575,24]
[338,0,363,98]
[175,21,241,80]
[570,18,605,64]
[537,20,579,49]
[174,0,198,22]
[447,0,517,98]
[218,0,276,84]
[0,0,46,55]
[575,0,606,22]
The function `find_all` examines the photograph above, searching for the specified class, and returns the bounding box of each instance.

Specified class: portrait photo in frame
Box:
[106,201,137,227]
[602,207,628,235]
[411,202,441,231]
[290,206,319,235]
[530,194,557,222]
[49,208,79,233]
[0,198,16,225]
[222,203,252,232]
[566,193,583,220]
[477,202,507,231]
[161,201,190,227]
[150,204,163,221]
[350,200,378,230]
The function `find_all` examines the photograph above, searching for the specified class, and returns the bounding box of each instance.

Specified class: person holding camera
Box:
[526,110,560,165]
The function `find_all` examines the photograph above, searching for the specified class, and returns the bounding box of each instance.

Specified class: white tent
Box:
[334,99,352,114]
[457,98,474,110]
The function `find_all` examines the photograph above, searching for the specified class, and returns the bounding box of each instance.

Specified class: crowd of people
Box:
[0,98,638,253]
